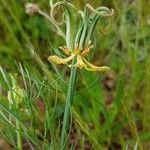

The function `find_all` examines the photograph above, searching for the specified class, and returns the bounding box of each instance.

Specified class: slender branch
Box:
[16,120,22,150]
[38,10,65,39]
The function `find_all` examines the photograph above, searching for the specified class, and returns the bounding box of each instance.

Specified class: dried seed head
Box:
[25,3,39,15]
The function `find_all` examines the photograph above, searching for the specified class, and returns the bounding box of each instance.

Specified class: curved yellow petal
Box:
[48,54,75,64]
[74,55,87,69]
[83,58,110,72]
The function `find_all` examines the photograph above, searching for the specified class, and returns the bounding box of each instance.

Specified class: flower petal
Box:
[48,54,75,64]
[74,55,87,69]
[83,58,110,72]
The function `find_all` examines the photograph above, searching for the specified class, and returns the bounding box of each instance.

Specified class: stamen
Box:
[59,46,71,55]
[82,42,93,56]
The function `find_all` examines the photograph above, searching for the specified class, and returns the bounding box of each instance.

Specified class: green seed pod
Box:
[8,90,13,105]
[12,86,24,105]
[8,86,24,106]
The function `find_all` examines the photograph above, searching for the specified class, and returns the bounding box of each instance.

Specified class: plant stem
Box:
[16,120,22,150]
[60,63,77,150]
[38,10,65,39]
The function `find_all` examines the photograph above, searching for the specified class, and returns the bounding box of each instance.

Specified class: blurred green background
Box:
[0,0,150,149]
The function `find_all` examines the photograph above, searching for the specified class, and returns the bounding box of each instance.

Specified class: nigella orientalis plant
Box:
[26,0,114,149]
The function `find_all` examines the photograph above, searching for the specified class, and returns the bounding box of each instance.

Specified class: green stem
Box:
[60,64,77,150]
[16,120,22,150]
[38,10,65,39]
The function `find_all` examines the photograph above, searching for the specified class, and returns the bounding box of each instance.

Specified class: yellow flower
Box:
[48,41,110,72]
